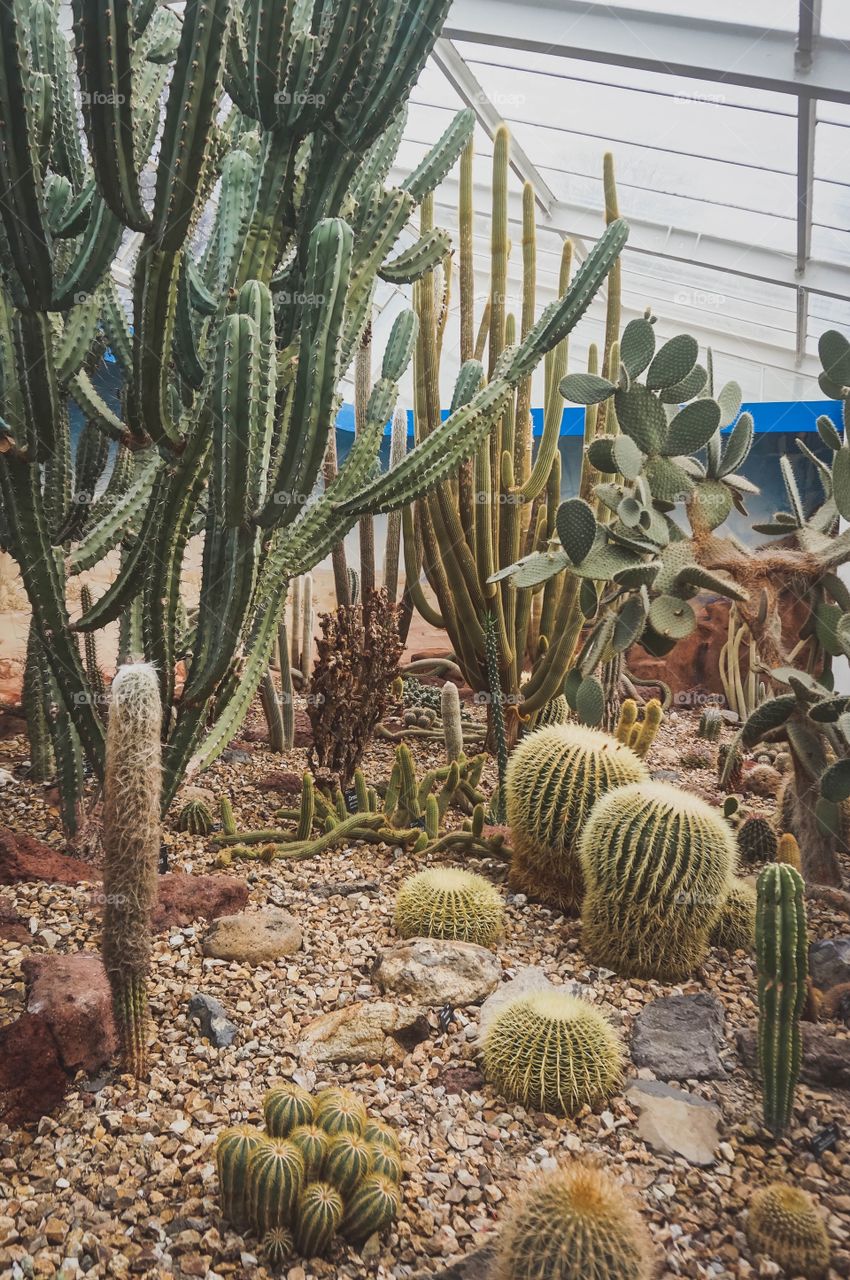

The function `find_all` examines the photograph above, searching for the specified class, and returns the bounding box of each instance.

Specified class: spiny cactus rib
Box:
[482,990,624,1116]
[580,782,736,981]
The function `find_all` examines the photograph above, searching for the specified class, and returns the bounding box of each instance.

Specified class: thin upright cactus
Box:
[102,663,161,1077]
[755,863,807,1135]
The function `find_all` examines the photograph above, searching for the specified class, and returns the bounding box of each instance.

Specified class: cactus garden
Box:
[0,1,849,1277]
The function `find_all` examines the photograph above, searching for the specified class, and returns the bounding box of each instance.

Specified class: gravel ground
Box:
[1,704,849,1280]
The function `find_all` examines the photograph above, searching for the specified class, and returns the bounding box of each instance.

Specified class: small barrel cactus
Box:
[481,990,624,1117]
[746,1183,830,1278]
[710,878,756,953]
[394,867,504,946]
[756,863,807,1135]
[506,724,648,913]
[314,1087,368,1137]
[340,1173,401,1243]
[363,1119,399,1152]
[776,831,802,871]
[631,698,663,760]
[535,694,571,729]
[324,1132,372,1196]
[177,797,213,836]
[493,1161,655,1280]
[580,782,736,980]
[264,1083,315,1138]
[370,1145,403,1182]
[289,1124,331,1181]
[737,814,777,866]
[215,1126,265,1230]
[262,1227,294,1269]
[294,1181,344,1258]
[698,706,722,741]
[247,1138,305,1233]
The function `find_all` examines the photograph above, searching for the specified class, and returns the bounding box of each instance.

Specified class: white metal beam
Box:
[444,0,850,103]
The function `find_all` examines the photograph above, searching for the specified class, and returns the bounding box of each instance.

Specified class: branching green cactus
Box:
[580,782,736,980]
[506,724,648,913]
[494,1162,655,1280]
[101,663,161,1077]
[3,0,617,826]
[755,863,807,1135]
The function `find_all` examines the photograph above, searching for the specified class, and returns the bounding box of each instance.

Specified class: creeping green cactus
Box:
[755,863,807,1135]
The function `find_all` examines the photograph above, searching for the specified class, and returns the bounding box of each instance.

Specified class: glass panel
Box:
[821,0,850,38]
[571,0,797,27]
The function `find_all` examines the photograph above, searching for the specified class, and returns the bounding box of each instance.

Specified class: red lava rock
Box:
[0,898,30,946]
[440,1065,486,1094]
[150,872,249,931]
[293,709,313,749]
[255,770,303,795]
[23,953,117,1075]
[0,827,100,886]
[0,1012,68,1127]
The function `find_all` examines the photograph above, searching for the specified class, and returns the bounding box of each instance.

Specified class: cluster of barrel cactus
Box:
[394,867,504,947]
[1,0,626,829]
[612,697,663,758]
[216,1084,401,1264]
[579,781,736,980]
[505,723,648,913]
[493,1162,655,1280]
[481,989,624,1117]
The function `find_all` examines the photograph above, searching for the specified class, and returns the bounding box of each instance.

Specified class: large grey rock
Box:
[201,907,302,963]
[478,967,588,1043]
[737,1025,850,1089]
[810,938,850,991]
[188,993,237,1048]
[296,1000,429,1065]
[631,993,726,1081]
[625,1079,721,1166]
[374,938,500,1007]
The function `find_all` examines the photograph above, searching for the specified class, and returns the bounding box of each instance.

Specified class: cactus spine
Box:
[101,663,161,1077]
[506,724,648,913]
[580,782,736,980]
[746,1183,830,1278]
[482,990,624,1117]
[755,863,807,1135]
[394,868,504,947]
[494,1162,655,1280]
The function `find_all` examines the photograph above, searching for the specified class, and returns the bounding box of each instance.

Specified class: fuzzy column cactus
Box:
[102,664,162,1077]
[441,680,464,763]
[756,863,807,1135]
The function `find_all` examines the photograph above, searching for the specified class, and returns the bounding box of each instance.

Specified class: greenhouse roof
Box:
[371,0,850,404]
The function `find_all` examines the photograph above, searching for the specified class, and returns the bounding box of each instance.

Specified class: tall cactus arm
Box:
[0,454,105,773]
[401,108,475,203]
[257,218,353,528]
[151,0,233,252]
[52,193,125,312]
[132,246,181,445]
[244,0,297,128]
[0,0,54,308]
[71,0,151,231]
[28,0,87,191]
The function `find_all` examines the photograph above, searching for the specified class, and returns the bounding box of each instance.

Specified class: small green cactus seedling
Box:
[394,867,504,946]
[710,878,756,953]
[294,1181,344,1258]
[506,724,648,913]
[177,797,213,836]
[698,706,723,741]
[747,1183,830,1278]
[481,990,624,1117]
[263,1083,315,1138]
[247,1139,305,1234]
[313,1088,368,1137]
[737,814,777,866]
[340,1173,401,1243]
[580,782,736,980]
[262,1227,294,1269]
[215,1126,265,1230]
[493,1161,655,1280]
[535,694,571,729]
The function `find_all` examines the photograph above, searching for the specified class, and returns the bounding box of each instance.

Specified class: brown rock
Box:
[23,952,117,1075]
[202,906,302,963]
[0,897,29,945]
[293,708,312,749]
[0,828,99,886]
[151,873,249,931]
[296,1000,429,1064]
[737,1024,850,1088]
[255,770,303,795]
[0,1012,68,1127]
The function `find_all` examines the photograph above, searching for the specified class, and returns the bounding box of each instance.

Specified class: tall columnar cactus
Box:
[494,1162,655,1280]
[101,663,161,1077]
[0,0,627,825]
[579,782,736,980]
[441,680,464,762]
[755,863,807,1135]
[505,724,648,913]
